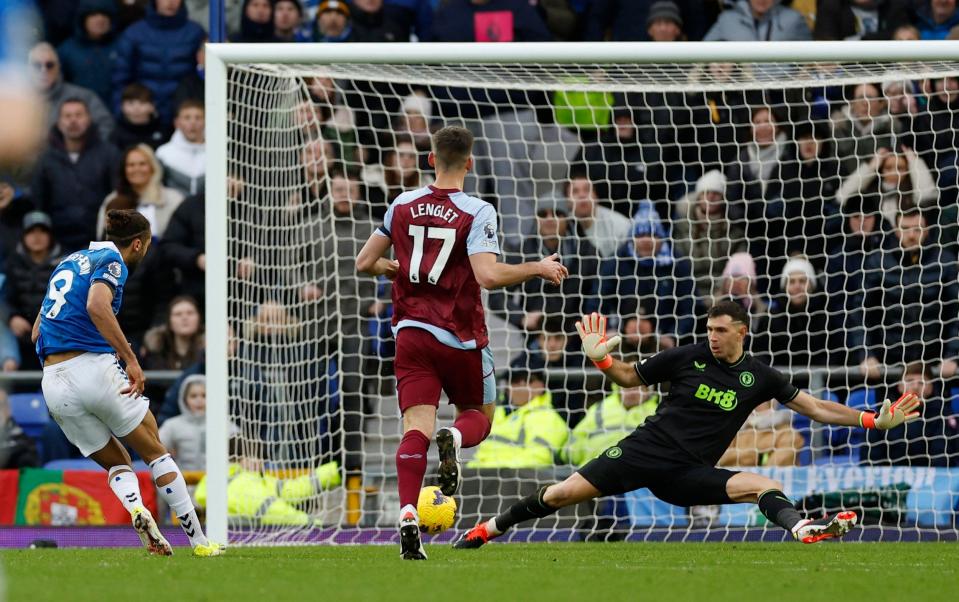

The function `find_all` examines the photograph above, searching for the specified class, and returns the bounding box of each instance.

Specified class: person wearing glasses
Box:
[27,42,115,141]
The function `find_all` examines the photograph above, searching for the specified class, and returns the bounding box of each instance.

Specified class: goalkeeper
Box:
[455,301,922,547]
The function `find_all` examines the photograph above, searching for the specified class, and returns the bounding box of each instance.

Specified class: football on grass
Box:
[417,486,456,535]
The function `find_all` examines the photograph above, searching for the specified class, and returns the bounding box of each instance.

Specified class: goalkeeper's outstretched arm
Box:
[576,312,642,388]
[786,390,922,430]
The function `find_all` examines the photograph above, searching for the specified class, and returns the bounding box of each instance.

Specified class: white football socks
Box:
[150,454,209,547]
[108,466,142,514]
[486,517,503,536]
[400,504,418,523]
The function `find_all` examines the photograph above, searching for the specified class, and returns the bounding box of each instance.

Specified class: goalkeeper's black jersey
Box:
[631,342,800,467]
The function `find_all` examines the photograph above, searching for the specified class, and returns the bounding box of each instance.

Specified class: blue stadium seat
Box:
[8,392,49,439]
[43,459,150,471]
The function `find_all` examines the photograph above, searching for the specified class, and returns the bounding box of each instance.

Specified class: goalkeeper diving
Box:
[455,301,922,548]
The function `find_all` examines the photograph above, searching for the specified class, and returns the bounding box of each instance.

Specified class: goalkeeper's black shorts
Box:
[577,440,739,507]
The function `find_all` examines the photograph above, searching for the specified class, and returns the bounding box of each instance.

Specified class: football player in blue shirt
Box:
[35,209,222,557]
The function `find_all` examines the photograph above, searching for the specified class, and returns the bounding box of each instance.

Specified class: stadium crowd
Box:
[3,0,959,476]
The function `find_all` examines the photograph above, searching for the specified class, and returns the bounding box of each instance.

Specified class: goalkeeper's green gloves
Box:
[575,312,621,370]
[860,392,922,429]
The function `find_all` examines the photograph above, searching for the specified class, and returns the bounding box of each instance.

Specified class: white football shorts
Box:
[41,352,149,456]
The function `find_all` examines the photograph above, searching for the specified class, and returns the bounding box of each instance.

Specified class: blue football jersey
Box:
[36,242,129,359]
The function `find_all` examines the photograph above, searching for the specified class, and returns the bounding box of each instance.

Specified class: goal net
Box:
[207,43,959,545]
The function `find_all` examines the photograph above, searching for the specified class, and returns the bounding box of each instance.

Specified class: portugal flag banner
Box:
[15,468,157,525]
[0,470,19,525]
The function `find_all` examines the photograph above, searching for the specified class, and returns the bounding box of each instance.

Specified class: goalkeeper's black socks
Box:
[489,485,557,535]
[757,489,803,531]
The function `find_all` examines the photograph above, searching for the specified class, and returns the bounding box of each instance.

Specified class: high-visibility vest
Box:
[562,392,659,466]
[467,392,569,469]
[195,461,340,525]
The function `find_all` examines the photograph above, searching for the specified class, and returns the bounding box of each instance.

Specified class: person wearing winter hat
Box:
[646,1,685,41]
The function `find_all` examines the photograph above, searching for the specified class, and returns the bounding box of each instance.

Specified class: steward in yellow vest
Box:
[468,369,569,469]
[195,457,341,526]
[563,385,659,466]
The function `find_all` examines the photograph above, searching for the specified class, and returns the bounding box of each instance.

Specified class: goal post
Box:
[205,41,959,546]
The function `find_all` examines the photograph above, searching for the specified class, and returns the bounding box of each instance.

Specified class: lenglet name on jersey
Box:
[409,203,460,223]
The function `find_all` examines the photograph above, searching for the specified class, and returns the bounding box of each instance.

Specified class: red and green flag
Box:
[0,469,19,525]
[14,468,157,525]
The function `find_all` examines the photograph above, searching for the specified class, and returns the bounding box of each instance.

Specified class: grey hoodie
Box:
[704,0,811,41]
[158,374,206,471]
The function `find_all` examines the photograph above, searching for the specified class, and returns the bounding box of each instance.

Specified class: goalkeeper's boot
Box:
[399,510,427,560]
[793,511,859,544]
[131,506,173,556]
[193,541,225,557]
[435,427,462,496]
[452,522,495,549]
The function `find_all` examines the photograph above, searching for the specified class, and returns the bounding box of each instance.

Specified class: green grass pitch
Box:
[4,543,957,602]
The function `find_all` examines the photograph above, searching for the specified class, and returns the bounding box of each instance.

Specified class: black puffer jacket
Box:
[4,243,64,321]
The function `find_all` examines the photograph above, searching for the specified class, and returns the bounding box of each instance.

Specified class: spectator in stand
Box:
[362,135,433,219]
[274,0,310,41]
[862,208,959,368]
[431,0,553,42]
[644,1,686,42]
[378,0,433,41]
[172,38,206,109]
[38,0,80,47]
[567,173,631,259]
[158,375,207,471]
[712,252,771,334]
[511,317,589,425]
[916,0,959,39]
[96,144,184,239]
[232,0,279,42]
[350,0,414,42]
[294,77,360,169]
[672,170,747,299]
[705,0,812,41]
[724,106,797,281]
[56,0,118,107]
[580,107,668,219]
[837,145,937,228]
[783,123,842,268]
[832,82,894,175]
[0,179,33,267]
[562,384,660,467]
[718,401,805,467]
[156,99,205,197]
[754,256,829,368]
[113,0,205,125]
[162,193,205,304]
[674,63,751,180]
[884,80,922,145]
[467,368,568,469]
[814,0,912,40]
[140,296,204,371]
[585,0,705,41]
[313,0,353,42]
[892,23,921,39]
[916,76,959,205]
[601,200,698,344]
[865,361,959,466]
[510,197,601,333]
[393,92,433,157]
[4,211,63,372]
[31,98,119,251]
[0,391,40,469]
[111,83,171,151]
[824,197,885,370]
[29,42,115,141]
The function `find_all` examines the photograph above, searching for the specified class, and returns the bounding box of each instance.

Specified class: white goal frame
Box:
[204,40,959,545]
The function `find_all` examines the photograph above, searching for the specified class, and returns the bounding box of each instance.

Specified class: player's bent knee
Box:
[544,474,599,508]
